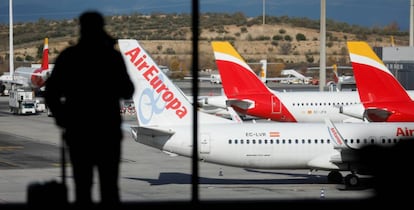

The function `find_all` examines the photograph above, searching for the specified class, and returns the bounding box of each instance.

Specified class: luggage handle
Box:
[60,130,66,186]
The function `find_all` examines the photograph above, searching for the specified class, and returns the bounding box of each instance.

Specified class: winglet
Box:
[325,118,348,150]
[226,106,243,123]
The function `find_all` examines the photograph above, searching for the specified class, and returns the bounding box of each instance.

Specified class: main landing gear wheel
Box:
[327,171,343,184]
[344,174,360,187]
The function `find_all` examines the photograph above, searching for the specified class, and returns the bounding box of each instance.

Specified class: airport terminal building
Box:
[374,46,414,90]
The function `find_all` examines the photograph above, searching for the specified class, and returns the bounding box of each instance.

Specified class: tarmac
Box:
[0,83,377,209]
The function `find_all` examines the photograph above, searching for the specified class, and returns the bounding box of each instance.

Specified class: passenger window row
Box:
[291,102,359,106]
[228,138,400,145]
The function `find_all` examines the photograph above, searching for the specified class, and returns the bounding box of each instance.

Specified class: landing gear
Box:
[328,171,360,188]
[344,173,360,187]
[327,171,343,184]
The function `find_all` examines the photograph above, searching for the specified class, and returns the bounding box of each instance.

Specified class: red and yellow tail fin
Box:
[40,38,49,70]
[211,41,271,97]
[347,41,411,103]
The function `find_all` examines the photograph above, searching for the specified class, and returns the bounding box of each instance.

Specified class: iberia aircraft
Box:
[339,41,414,122]
[0,38,50,90]
[118,38,414,187]
[210,41,414,122]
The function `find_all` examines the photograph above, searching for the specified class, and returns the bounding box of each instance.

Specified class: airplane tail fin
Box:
[40,38,49,70]
[29,38,50,88]
[259,59,267,83]
[211,41,272,97]
[347,41,411,103]
[118,39,233,127]
[332,64,339,84]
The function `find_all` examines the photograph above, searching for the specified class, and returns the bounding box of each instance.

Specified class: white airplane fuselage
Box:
[202,90,414,122]
[134,120,414,171]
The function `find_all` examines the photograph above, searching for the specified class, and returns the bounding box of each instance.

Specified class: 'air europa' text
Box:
[124,47,188,119]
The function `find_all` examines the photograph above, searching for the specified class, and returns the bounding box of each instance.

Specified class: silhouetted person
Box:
[45,11,134,206]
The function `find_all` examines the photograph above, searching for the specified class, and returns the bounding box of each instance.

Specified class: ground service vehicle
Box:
[9,89,37,115]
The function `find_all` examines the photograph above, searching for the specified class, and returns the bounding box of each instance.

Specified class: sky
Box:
[0,0,411,31]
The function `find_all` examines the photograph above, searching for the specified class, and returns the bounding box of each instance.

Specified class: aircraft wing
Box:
[307,153,341,170]
[14,70,48,77]
[184,76,211,81]
[265,77,295,81]
[183,76,212,81]
[325,118,361,165]
[307,119,360,170]
[226,106,243,123]
[0,77,26,86]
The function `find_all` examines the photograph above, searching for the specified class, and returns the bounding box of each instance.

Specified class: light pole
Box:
[319,0,326,91]
[262,0,266,25]
[9,0,14,80]
[410,0,413,46]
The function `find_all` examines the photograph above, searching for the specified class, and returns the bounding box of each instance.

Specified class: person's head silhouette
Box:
[79,11,105,36]
[77,11,115,46]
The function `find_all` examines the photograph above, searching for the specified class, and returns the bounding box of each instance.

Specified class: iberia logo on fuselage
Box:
[123,47,188,119]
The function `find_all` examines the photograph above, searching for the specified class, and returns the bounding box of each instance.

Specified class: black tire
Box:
[327,171,343,184]
[344,174,359,187]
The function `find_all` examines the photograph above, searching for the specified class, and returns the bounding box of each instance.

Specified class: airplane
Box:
[307,64,354,88]
[329,64,356,91]
[183,73,222,84]
[331,64,355,86]
[210,41,414,122]
[118,38,414,187]
[278,69,313,84]
[248,59,311,84]
[0,72,13,95]
[251,59,299,84]
[0,38,50,91]
[339,41,414,122]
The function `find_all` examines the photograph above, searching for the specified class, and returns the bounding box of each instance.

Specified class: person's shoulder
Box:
[54,45,82,66]
[59,45,79,56]
[108,47,124,58]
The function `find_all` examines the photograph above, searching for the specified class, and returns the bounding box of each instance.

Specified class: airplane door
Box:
[271,95,282,113]
[199,133,211,154]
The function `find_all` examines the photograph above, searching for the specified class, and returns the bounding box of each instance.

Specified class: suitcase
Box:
[27,132,68,207]
[27,180,67,206]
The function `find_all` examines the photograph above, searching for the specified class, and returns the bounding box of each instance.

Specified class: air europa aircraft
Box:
[210,41,414,122]
[118,38,414,187]
[339,41,414,122]
[0,38,51,90]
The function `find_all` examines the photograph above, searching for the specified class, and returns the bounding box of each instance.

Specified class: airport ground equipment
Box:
[9,89,37,115]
